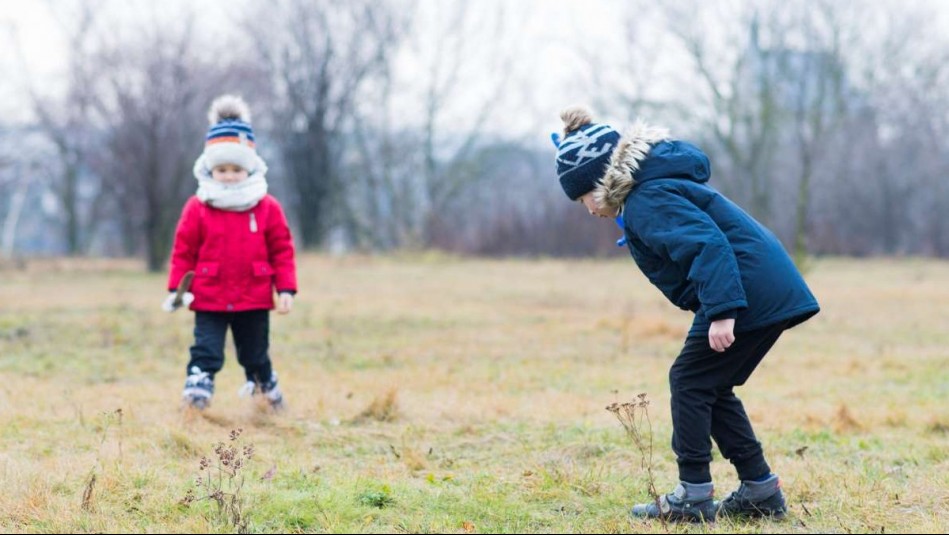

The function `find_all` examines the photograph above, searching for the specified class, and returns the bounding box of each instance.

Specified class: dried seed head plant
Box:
[179,428,255,533]
[606,393,664,525]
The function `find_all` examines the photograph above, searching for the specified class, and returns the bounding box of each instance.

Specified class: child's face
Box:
[211,164,249,184]
[578,191,617,218]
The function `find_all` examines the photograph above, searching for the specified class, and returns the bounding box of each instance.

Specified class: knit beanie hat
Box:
[554,106,620,200]
[201,95,258,172]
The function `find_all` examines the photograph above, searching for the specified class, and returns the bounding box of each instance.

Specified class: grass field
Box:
[0,254,947,533]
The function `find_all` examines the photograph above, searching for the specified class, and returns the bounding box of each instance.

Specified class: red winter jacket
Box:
[167,195,297,312]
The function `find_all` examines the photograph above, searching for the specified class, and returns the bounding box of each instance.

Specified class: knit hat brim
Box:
[556,123,621,200]
[202,143,258,173]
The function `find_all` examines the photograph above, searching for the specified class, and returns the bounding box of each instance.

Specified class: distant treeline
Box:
[2,0,947,270]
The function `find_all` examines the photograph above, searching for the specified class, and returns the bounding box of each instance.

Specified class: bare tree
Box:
[658,1,794,223]
[248,0,408,249]
[9,0,103,255]
[578,1,672,123]
[346,79,420,250]
[780,1,852,263]
[3,0,948,260]
[88,14,252,271]
[807,0,949,257]
[346,0,524,249]
[659,0,873,263]
[0,130,24,258]
[1,159,36,259]
[855,5,949,256]
[414,2,524,247]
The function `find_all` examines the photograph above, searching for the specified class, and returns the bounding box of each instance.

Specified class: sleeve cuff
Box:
[704,299,747,320]
[710,309,739,321]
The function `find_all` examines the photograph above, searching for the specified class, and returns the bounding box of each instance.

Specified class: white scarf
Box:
[193,154,269,211]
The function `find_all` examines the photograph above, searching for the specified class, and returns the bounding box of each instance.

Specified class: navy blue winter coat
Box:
[601,131,819,337]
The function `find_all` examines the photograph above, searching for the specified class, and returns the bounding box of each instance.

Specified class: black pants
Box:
[669,321,788,483]
[187,310,272,384]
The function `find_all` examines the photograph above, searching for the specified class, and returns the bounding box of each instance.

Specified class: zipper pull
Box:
[249,212,258,233]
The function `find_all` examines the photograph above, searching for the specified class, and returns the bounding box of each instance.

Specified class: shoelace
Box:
[724,484,750,504]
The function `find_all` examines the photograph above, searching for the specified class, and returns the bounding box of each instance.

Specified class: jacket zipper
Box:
[249,212,258,233]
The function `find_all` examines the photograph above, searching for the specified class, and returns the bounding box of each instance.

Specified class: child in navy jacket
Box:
[554,106,819,522]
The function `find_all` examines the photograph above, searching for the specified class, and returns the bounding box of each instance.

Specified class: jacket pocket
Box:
[195,262,219,277]
[252,261,274,277]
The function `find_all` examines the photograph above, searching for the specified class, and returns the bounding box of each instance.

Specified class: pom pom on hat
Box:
[202,95,258,172]
[208,95,252,125]
[560,105,593,136]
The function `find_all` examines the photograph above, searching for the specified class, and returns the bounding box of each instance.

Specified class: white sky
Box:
[2,0,948,138]
[1,0,621,132]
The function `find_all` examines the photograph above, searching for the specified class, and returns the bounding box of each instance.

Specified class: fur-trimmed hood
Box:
[593,121,712,213]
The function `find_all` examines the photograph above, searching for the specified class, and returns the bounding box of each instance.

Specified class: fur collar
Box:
[593,120,670,213]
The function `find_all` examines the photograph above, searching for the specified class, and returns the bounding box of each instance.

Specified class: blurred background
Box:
[2,4,948,531]
[1,0,948,270]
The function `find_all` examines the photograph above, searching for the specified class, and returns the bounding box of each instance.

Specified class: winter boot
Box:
[238,372,284,410]
[716,474,787,520]
[630,481,717,522]
[182,366,214,409]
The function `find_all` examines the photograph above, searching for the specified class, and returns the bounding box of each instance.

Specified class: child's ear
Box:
[550,132,561,148]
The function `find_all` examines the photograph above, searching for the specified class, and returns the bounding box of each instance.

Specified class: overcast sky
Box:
[1,0,621,126]
[3,0,948,140]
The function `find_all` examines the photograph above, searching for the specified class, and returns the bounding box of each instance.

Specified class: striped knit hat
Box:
[554,106,620,200]
[202,95,258,172]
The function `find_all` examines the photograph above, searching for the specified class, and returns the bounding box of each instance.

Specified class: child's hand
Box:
[161,291,194,312]
[276,292,294,314]
[708,318,736,352]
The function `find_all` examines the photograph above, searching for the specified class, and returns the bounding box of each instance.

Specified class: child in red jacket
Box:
[164,95,297,411]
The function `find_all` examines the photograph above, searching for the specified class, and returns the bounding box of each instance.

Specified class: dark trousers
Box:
[669,321,788,483]
[187,310,272,384]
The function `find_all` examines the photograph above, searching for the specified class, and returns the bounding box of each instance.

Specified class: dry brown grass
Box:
[0,254,947,532]
[356,388,400,423]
